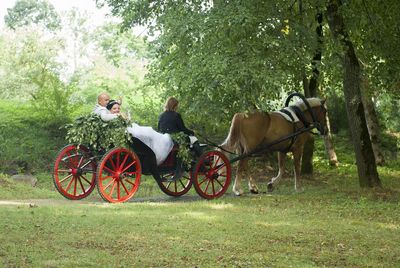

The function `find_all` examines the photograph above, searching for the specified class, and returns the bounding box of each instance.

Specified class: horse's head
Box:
[312,99,328,135]
[295,97,328,135]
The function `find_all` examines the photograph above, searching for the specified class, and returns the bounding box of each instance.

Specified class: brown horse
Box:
[220,98,328,195]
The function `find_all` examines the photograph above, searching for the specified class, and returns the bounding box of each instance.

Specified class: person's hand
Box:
[119,112,128,120]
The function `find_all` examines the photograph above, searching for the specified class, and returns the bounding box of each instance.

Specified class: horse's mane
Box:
[293,98,323,111]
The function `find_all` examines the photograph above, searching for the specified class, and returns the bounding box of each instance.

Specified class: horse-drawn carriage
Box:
[53,136,232,203]
[53,92,327,202]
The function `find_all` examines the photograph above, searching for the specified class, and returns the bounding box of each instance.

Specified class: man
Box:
[93,92,119,121]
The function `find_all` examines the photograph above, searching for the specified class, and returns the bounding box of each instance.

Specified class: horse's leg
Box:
[233,159,246,196]
[267,152,286,192]
[292,147,303,191]
[247,160,259,194]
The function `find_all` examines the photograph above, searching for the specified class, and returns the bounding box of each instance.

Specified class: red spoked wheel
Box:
[157,171,192,197]
[192,151,231,199]
[96,148,141,203]
[53,144,97,200]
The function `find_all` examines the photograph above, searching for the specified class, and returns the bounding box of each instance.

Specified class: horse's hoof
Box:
[233,189,244,196]
[250,189,259,194]
[267,183,274,192]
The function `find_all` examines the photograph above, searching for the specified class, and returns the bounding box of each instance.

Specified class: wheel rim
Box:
[53,144,96,200]
[97,148,141,203]
[158,171,192,196]
[193,151,231,199]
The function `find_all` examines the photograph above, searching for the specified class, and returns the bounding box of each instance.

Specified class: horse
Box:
[220,97,328,195]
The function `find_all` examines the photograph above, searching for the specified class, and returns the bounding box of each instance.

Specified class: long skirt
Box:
[126,123,174,165]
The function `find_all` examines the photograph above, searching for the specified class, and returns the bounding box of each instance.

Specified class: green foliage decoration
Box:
[65,114,133,151]
[169,132,192,168]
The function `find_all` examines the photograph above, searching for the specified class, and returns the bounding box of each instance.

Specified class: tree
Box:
[100,0,319,126]
[93,22,153,68]
[0,28,74,124]
[326,0,381,187]
[4,0,61,31]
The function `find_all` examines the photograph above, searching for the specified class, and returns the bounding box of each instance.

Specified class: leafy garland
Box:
[65,114,132,151]
[65,113,194,168]
[169,132,193,168]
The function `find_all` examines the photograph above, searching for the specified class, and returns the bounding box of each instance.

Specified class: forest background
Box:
[0,0,399,186]
[0,1,399,266]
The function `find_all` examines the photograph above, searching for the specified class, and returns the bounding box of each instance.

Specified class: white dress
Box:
[126,123,174,165]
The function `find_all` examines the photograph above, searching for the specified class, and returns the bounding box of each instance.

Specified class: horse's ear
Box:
[321,98,327,106]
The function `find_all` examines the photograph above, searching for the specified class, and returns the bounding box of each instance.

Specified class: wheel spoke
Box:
[211,180,216,195]
[80,159,94,169]
[103,177,116,190]
[117,181,121,200]
[77,155,84,168]
[197,175,208,186]
[109,157,117,171]
[214,163,226,172]
[215,178,225,188]
[116,151,121,169]
[211,155,221,169]
[119,154,129,171]
[121,161,136,173]
[57,169,71,173]
[77,176,86,194]
[73,176,78,196]
[164,181,172,189]
[120,180,130,195]
[79,175,91,185]
[109,180,117,196]
[59,174,73,184]
[124,179,136,187]
[65,176,75,192]
[179,179,186,189]
[204,179,211,193]
[66,151,73,167]
[103,165,116,175]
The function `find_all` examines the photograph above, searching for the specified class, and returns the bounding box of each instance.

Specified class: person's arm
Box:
[100,112,118,121]
[176,113,194,136]
[93,106,118,121]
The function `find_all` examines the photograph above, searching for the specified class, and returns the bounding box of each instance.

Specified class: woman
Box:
[107,100,173,165]
[158,97,202,156]
[158,97,194,135]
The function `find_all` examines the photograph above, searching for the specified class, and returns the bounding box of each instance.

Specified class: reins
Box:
[194,131,238,156]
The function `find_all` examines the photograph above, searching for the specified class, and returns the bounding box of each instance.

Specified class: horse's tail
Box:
[220,113,246,154]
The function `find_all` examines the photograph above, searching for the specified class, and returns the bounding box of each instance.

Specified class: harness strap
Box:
[279,108,296,122]
[277,107,303,153]
[281,121,298,153]
[290,105,310,128]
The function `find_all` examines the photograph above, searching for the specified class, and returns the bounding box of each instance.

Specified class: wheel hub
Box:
[71,168,82,176]
[210,172,219,180]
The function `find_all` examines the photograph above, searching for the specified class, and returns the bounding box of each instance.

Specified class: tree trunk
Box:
[360,77,385,165]
[326,0,381,187]
[301,9,323,175]
[323,103,338,166]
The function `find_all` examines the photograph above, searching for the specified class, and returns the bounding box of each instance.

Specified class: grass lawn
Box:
[0,136,399,267]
